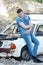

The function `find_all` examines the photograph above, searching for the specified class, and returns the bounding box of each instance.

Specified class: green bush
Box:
[8,11,18,20]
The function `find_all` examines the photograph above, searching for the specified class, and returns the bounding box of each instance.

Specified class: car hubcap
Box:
[22,50,30,60]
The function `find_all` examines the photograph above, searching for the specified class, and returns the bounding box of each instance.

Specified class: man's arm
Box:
[25,21,33,34]
[29,20,33,31]
[19,22,33,30]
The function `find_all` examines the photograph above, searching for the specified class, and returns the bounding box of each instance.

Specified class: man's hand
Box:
[25,30,30,34]
[29,23,33,27]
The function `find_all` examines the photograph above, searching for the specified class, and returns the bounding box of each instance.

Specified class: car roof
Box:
[28,14,43,21]
[28,14,43,25]
[31,20,43,25]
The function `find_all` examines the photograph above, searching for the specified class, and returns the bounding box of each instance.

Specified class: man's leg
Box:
[22,34,33,56]
[31,33,39,57]
[22,34,43,63]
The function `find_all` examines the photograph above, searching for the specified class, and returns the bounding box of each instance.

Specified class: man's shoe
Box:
[32,56,43,63]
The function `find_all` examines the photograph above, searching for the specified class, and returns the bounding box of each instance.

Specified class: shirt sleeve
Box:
[16,18,22,26]
[27,15,31,24]
[27,16,31,21]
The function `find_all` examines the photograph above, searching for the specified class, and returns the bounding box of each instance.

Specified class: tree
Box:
[32,0,43,3]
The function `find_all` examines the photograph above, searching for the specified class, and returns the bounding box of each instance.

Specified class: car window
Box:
[4,23,17,34]
[12,26,19,34]
[36,25,43,36]
[15,27,20,34]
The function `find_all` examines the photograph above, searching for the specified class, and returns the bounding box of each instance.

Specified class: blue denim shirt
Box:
[16,15,30,35]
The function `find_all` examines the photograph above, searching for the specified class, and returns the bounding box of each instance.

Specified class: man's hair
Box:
[17,9,23,13]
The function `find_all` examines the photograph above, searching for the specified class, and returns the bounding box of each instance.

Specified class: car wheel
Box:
[21,46,30,61]
[0,41,3,47]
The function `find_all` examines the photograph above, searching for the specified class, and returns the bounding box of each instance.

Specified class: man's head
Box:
[17,9,24,18]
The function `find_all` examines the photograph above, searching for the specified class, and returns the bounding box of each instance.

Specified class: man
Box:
[16,8,43,63]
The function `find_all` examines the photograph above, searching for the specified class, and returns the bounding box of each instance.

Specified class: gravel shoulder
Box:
[0,56,43,65]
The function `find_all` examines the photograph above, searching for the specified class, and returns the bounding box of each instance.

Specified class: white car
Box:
[0,15,43,61]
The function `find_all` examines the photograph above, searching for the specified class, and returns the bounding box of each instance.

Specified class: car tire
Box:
[0,41,3,47]
[21,45,30,61]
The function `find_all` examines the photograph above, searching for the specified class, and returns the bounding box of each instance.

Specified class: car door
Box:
[35,24,43,54]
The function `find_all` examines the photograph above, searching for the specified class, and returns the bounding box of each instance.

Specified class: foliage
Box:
[32,0,43,3]
[8,11,18,20]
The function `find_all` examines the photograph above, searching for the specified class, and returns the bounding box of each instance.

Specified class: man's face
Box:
[18,11,24,18]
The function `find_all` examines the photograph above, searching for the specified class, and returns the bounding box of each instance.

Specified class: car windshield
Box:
[3,23,17,34]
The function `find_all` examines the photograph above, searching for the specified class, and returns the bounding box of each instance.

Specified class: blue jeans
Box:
[21,33,39,57]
